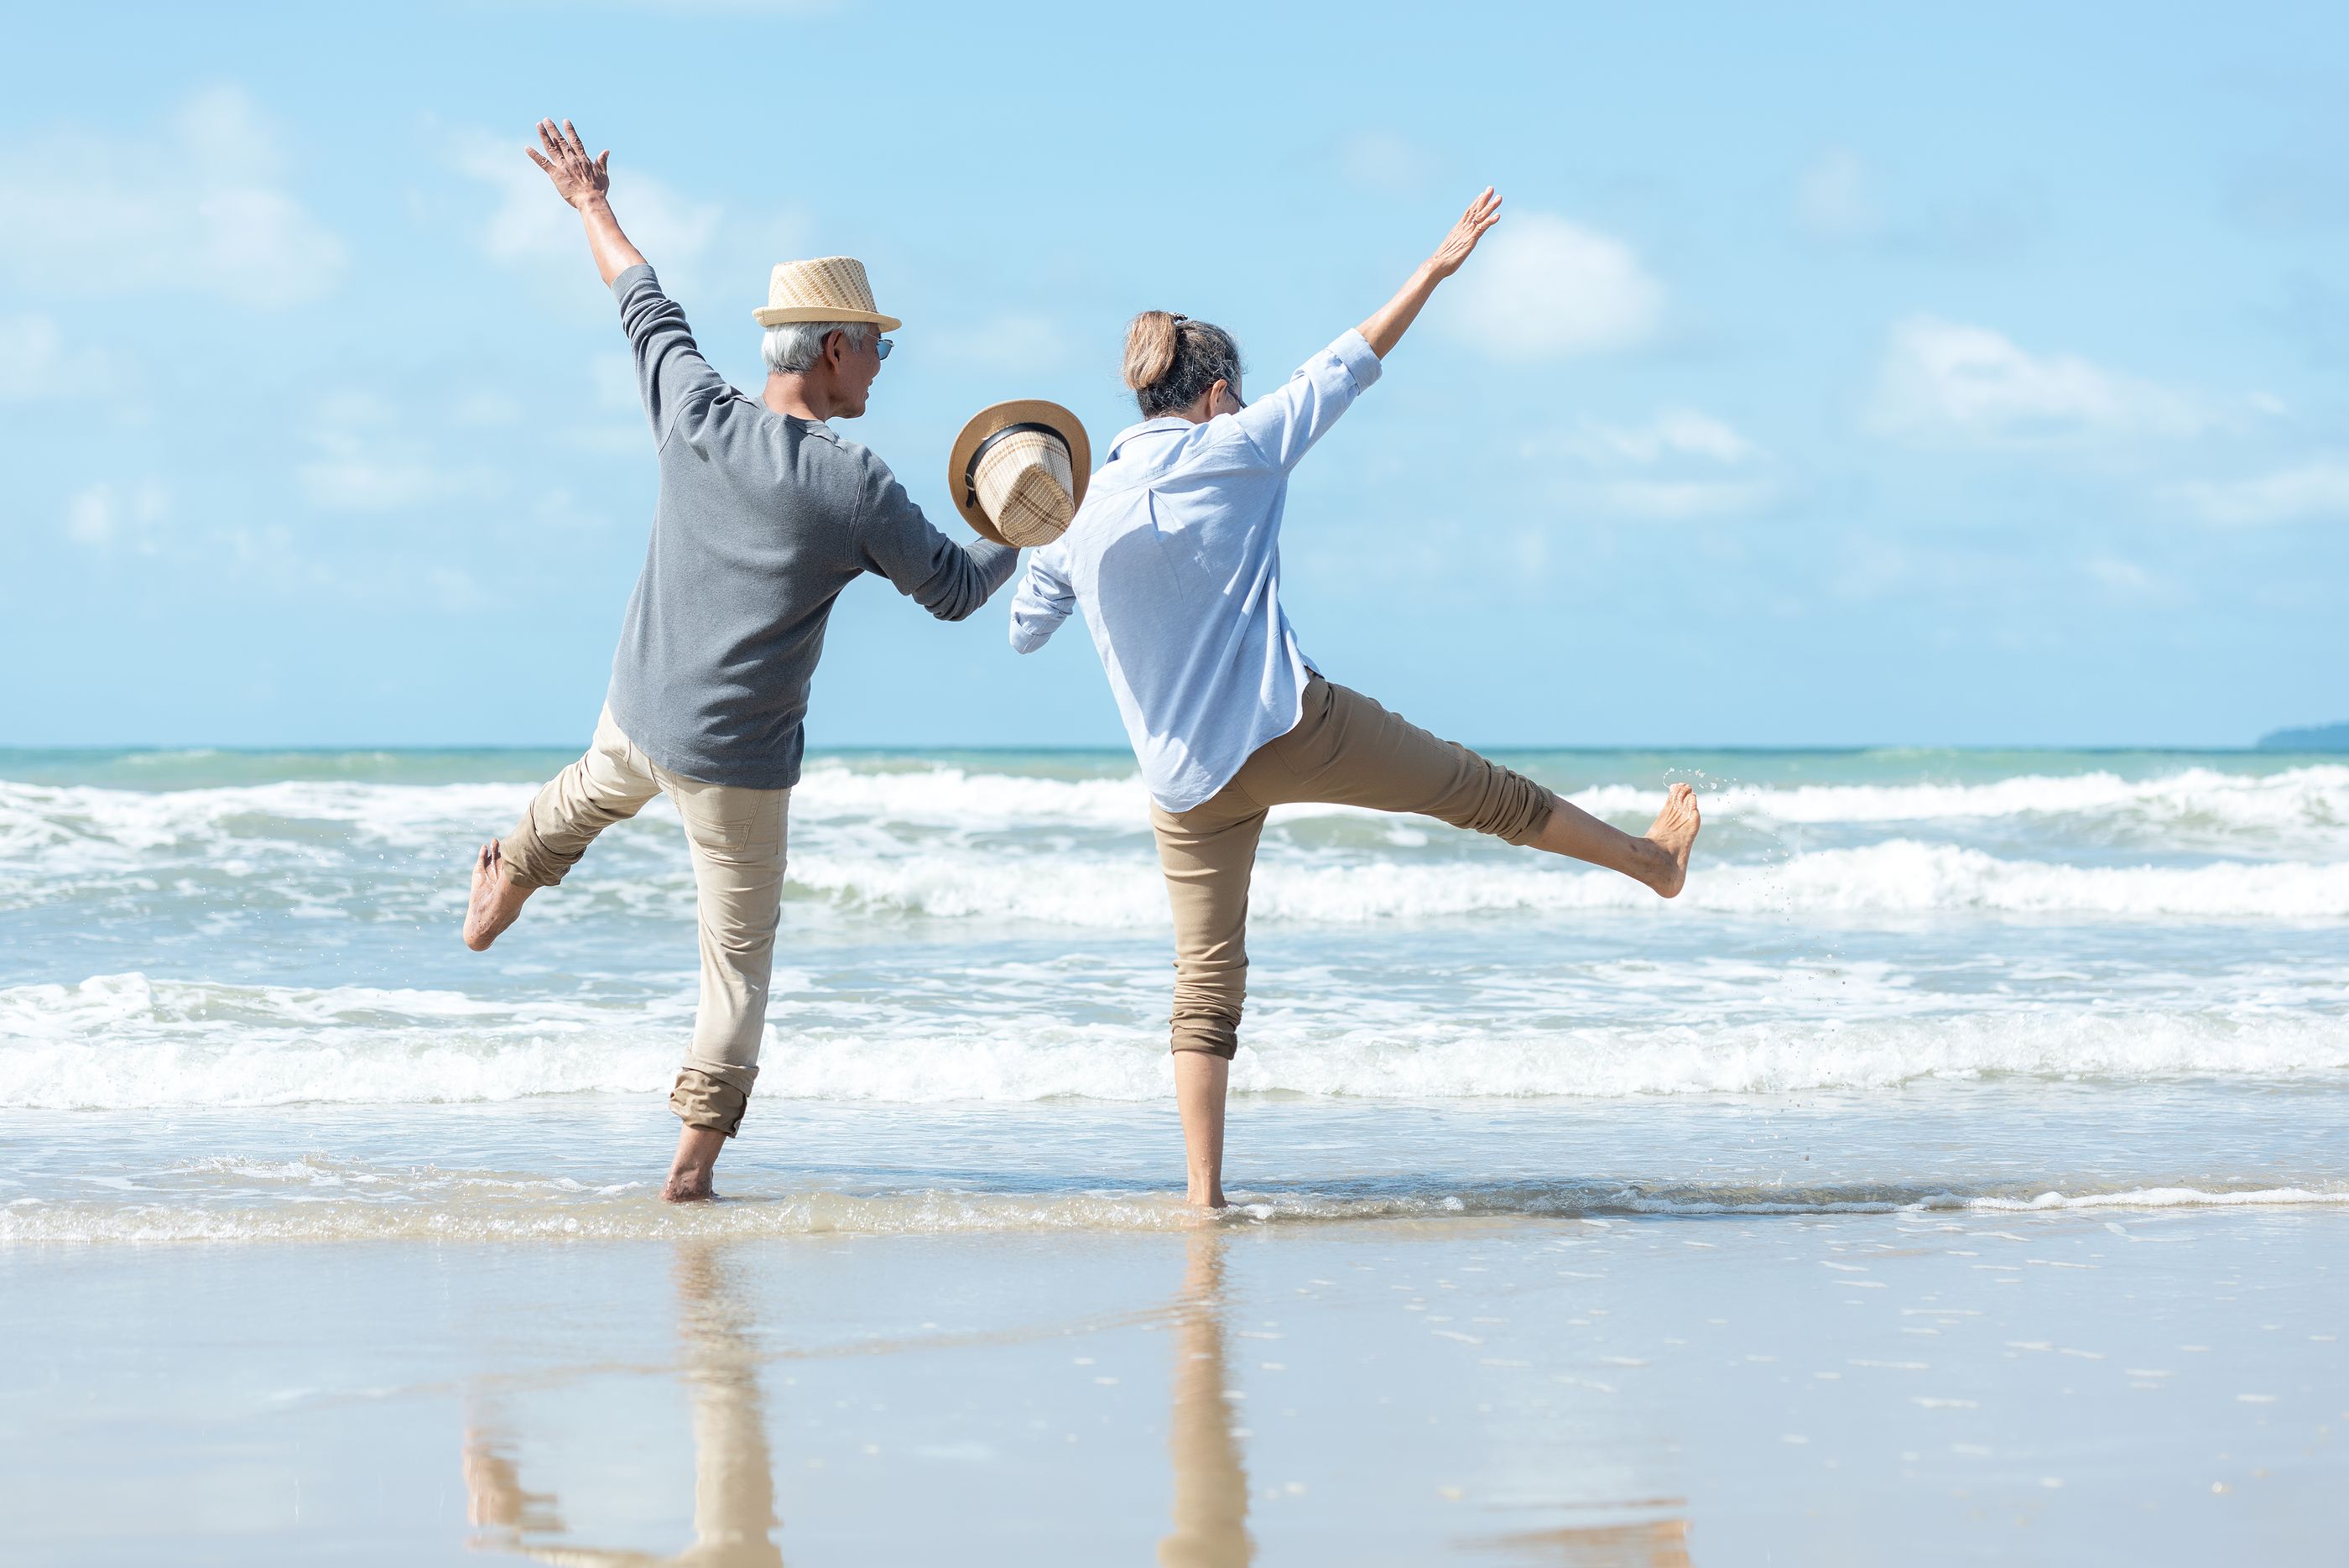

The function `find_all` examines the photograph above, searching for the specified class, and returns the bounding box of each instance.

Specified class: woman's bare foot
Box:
[1638,782,1701,898]
[461,841,535,951]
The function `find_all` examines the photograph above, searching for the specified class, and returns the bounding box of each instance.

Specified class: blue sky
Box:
[3,2,2343,749]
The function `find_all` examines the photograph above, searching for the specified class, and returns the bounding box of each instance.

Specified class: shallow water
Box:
[2,744,2345,1226]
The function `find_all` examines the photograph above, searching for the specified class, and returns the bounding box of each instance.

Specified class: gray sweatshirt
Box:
[601,263,1016,789]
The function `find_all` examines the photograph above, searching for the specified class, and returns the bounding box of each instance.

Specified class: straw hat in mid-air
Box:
[949,400,1091,548]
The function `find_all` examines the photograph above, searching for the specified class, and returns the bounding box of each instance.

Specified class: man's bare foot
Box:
[661,1124,727,1203]
[1638,782,1701,899]
[661,1166,715,1202]
[461,841,534,951]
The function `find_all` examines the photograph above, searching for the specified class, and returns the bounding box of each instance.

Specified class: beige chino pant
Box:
[499,708,787,1137]
[1148,675,1555,1060]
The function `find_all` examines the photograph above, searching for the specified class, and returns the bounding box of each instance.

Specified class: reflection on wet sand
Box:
[1471,1513,1693,1567]
[463,1241,780,1566]
[1159,1230,1251,1567]
[458,1232,1673,1565]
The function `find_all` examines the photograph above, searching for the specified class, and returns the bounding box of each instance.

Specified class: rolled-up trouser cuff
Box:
[1466,767,1554,847]
[498,811,575,890]
[670,1065,757,1138]
[1169,1007,1241,1060]
[1496,780,1554,847]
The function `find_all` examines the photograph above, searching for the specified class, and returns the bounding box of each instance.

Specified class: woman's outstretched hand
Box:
[1356,185,1504,359]
[1425,186,1503,280]
[525,119,610,210]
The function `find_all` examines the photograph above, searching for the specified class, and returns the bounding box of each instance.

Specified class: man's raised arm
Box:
[526,118,644,285]
[527,118,721,445]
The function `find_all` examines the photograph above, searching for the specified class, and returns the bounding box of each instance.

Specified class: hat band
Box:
[962,422,1065,510]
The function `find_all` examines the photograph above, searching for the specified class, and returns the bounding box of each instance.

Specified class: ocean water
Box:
[3,744,2345,1241]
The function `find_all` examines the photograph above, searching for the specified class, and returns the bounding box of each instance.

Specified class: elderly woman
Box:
[1009,190,1702,1207]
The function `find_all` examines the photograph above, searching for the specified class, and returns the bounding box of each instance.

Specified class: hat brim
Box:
[751,305,904,331]
[946,399,1093,545]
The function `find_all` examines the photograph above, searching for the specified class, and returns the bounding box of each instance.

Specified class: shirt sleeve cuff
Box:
[612,262,658,299]
[1330,327,1383,391]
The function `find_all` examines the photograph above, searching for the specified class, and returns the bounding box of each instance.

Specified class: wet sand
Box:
[5,1205,2342,1565]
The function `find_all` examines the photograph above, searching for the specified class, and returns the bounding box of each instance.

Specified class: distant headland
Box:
[2257,721,2349,752]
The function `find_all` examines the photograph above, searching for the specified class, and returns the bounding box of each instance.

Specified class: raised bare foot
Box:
[461,841,534,951]
[1638,781,1701,899]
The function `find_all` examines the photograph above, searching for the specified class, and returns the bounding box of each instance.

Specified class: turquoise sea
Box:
[3,743,2344,1238]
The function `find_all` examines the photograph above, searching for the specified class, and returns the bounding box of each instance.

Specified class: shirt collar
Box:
[1107,416,1196,458]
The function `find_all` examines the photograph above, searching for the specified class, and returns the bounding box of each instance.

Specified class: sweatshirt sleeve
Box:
[853,457,1019,622]
[612,263,728,448]
[1231,328,1383,472]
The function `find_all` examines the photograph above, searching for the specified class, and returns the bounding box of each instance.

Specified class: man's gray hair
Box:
[761,320,876,375]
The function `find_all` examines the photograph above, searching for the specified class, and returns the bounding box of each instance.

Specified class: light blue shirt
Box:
[1009,329,1383,812]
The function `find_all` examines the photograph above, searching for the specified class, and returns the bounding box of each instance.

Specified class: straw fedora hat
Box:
[751,255,902,331]
[947,399,1093,548]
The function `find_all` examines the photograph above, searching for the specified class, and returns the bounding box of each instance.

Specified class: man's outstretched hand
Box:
[1425,186,1503,280]
[525,119,610,210]
[524,118,644,285]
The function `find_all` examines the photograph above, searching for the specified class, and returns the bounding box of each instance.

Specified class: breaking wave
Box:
[7,972,2345,1110]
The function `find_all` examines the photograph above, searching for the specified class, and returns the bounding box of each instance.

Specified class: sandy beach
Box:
[8,1196,2342,1564]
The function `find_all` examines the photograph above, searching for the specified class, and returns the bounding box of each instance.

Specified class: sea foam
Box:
[8,972,2345,1109]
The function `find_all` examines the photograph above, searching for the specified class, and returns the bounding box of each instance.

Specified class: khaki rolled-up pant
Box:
[499,707,786,1138]
[1148,675,1555,1060]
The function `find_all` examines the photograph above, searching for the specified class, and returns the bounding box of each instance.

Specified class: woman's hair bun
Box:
[1122,310,1182,393]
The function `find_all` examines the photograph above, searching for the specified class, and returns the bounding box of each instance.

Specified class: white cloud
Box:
[296,393,502,513]
[0,87,345,307]
[1572,408,1759,466]
[928,311,1072,373]
[449,128,720,284]
[2082,555,2156,595]
[2174,460,2349,526]
[1446,212,1664,360]
[1534,408,1777,519]
[1868,315,2204,445]
[1339,132,1437,195]
[451,390,524,428]
[0,314,113,401]
[1798,148,1876,239]
[65,481,169,550]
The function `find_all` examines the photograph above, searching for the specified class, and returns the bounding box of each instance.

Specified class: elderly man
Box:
[461,121,1018,1201]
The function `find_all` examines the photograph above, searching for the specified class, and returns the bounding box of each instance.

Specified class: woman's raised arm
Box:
[1355,188,1503,359]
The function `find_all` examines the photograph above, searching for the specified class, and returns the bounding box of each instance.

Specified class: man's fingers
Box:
[525,147,555,173]
[537,119,566,160]
[563,120,587,158]
[596,150,611,176]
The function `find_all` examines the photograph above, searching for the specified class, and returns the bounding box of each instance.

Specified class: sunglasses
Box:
[875,336,893,362]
